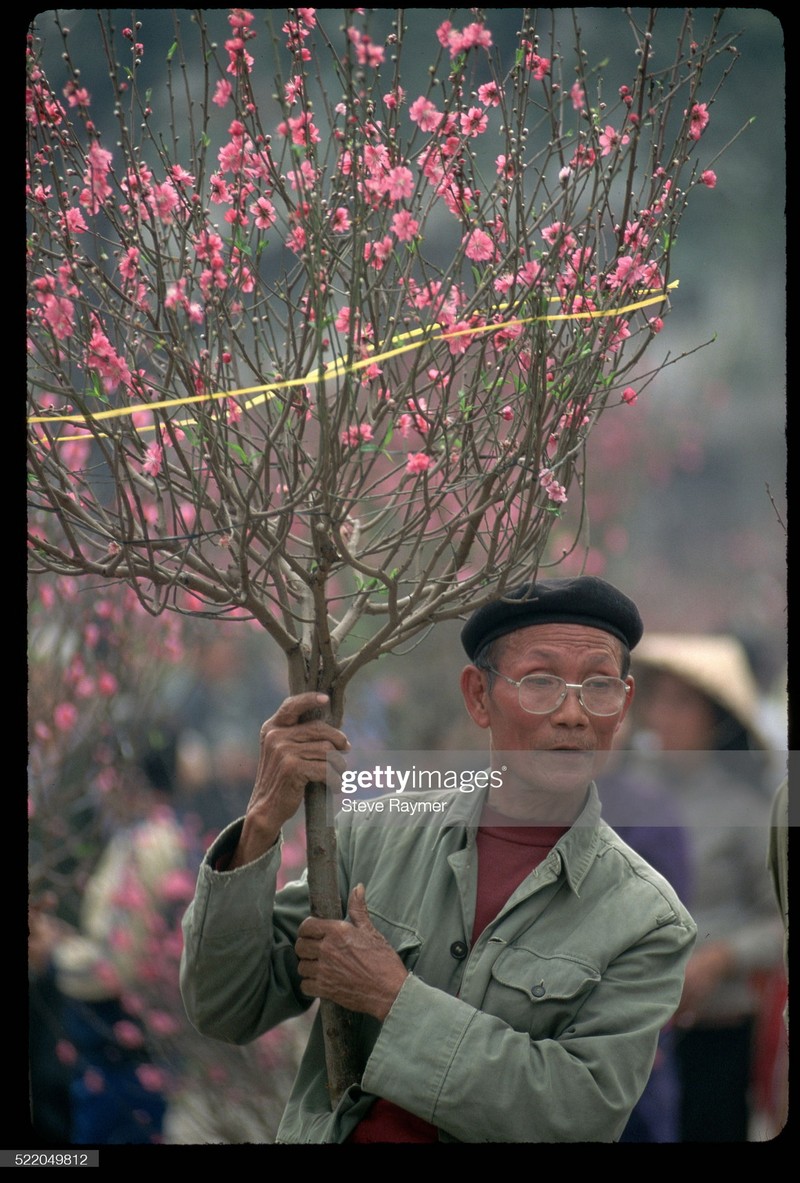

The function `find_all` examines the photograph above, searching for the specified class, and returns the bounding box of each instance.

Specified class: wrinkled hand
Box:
[675,940,735,1027]
[295,884,409,1020]
[228,692,350,869]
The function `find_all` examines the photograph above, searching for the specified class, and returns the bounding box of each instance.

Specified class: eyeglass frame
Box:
[482,666,631,717]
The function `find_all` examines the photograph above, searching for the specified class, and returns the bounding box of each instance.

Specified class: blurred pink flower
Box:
[53,702,78,732]
[405,453,432,475]
[83,1068,106,1094]
[55,1039,77,1066]
[135,1063,167,1092]
[113,1020,145,1049]
[700,169,717,188]
[145,1010,181,1037]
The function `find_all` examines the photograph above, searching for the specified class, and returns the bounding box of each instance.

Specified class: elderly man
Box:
[180,576,696,1143]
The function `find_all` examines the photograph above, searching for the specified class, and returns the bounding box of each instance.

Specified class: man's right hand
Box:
[227,693,350,869]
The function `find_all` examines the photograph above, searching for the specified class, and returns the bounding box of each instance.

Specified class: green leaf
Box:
[86,373,109,403]
[166,41,177,62]
[226,442,252,465]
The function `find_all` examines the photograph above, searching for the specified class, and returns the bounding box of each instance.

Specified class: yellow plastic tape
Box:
[28,283,676,441]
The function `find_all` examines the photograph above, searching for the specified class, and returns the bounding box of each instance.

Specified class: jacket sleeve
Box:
[361,913,696,1143]
[179,819,314,1044]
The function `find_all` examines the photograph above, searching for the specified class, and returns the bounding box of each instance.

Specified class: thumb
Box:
[347,883,371,926]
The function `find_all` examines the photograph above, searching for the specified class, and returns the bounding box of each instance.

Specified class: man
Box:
[180,575,696,1142]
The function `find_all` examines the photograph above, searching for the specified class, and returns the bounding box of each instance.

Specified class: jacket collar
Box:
[442,779,603,896]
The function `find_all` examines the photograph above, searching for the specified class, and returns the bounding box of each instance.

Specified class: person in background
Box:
[596,730,692,1142]
[46,736,183,1144]
[631,634,785,1142]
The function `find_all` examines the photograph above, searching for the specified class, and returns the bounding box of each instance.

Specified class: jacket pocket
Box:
[485,945,601,1037]
[367,908,423,970]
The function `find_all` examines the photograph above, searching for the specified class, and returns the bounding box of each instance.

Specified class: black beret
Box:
[461,576,644,659]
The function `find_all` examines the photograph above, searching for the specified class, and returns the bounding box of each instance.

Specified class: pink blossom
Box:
[119,247,140,282]
[461,22,492,52]
[286,226,306,254]
[287,160,316,191]
[687,102,710,141]
[500,406,514,421]
[622,386,638,406]
[409,96,442,132]
[523,44,551,79]
[463,229,494,262]
[169,164,195,187]
[61,207,88,235]
[570,143,596,170]
[605,255,645,291]
[478,82,501,107]
[391,210,419,242]
[284,111,320,147]
[331,206,351,233]
[364,236,394,269]
[341,424,374,447]
[40,294,75,341]
[383,165,414,202]
[346,26,385,67]
[142,443,163,477]
[598,125,630,156]
[700,169,717,189]
[250,195,276,229]
[80,142,114,214]
[539,470,568,504]
[405,452,432,475]
[460,107,488,137]
[443,320,477,355]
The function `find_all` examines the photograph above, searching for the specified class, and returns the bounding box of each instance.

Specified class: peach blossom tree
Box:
[27,7,739,1099]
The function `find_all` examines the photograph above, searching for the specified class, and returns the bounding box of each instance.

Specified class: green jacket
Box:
[180,785,695,1143]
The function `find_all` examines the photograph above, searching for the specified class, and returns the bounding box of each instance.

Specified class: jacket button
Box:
[449,940,468,960]
[531,983,546,998]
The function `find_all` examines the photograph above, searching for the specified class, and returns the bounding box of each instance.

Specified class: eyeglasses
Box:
[485,668,630,717]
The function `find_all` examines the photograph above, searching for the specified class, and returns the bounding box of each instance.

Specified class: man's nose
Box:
[550,683,589,723]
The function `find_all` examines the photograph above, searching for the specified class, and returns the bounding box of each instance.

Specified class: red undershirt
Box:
[346,808,567,1143]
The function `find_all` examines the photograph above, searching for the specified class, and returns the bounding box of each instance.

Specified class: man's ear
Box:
[461,665,492,729]
[614,676,635,733]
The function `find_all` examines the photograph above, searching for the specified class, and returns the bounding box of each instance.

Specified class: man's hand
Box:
[295,885,409,1020]
[227,692,350,869]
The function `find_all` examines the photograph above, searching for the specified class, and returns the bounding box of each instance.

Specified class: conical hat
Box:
[633,633,766,749]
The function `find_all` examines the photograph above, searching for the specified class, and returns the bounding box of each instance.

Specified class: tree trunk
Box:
[304,779,361,1105]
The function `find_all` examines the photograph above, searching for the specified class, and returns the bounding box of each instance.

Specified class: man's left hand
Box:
[295,884,409,1020]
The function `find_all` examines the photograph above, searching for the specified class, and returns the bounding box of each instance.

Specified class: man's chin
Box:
[492,750,600,821]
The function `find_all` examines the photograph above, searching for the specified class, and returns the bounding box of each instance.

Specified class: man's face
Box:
[461,622,634,813]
